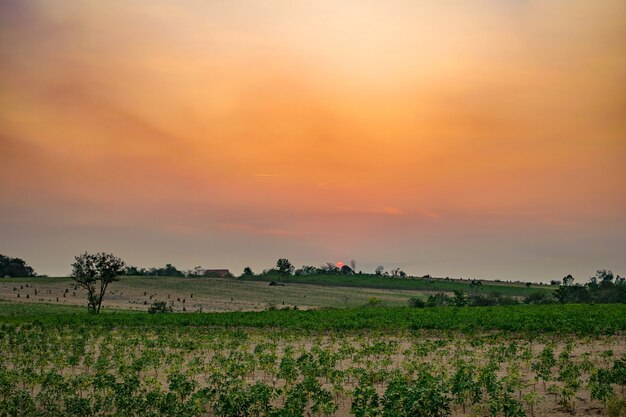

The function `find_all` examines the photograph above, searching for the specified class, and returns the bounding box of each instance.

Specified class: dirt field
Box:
[2,322,625,416]
[0,276,433,312]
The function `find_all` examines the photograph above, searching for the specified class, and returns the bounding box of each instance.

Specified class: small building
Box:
[203,269,231,278]
[340,265,354,275]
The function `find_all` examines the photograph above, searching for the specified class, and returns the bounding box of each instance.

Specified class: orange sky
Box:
[1,0,625,280]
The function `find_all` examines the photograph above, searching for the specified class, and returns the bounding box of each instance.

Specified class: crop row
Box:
[2,303,626,334]
[1,324,626,416]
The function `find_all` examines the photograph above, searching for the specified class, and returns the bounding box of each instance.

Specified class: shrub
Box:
[148,301,172,314]
[408,297,426,308]
[524,292,553,305]
[365,297,384,307]
[426,293,452,307]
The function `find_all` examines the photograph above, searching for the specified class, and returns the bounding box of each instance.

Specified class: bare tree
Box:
[71,252,125,314]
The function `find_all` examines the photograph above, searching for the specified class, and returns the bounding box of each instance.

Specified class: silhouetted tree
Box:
[242,266,254,276]
[157,263,184,277]
[562,274,574,286]
[276,258,294,275]
[321,263,340,274]
[0,254,35,277]
[71,252,125,314]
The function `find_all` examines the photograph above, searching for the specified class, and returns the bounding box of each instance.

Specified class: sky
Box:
[1,0,625,282]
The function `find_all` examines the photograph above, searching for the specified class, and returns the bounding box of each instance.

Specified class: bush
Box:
[148,301,172,314]
[524,292,553,305]
[408,297,426,308]
[468,293,519,307]
[469,294,498,307]
[426,293,452,307]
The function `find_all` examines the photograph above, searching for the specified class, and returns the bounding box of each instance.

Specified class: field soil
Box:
[0,276,435,312]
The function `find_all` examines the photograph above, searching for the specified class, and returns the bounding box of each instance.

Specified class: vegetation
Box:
[408,290,552,308]
[71,252,125,314]
[0,305,625,416]
[3,256,626,415]
[148,300,173,314]
[125,263,186,277]
[1,302,626,334]
[0,254,36,278]
[554,270,626,304]
[242,273,551,298]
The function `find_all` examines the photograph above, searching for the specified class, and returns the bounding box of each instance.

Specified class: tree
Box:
[375,265,384,276]
[71,252,125,314]
[562,274,574,286]
[242,267,254,277]
[157,263,184,277]
[596,270,614,286]
[0,254,35,277]
[190,266,205,277]
[350,260,356,271]
[276,258,294,275]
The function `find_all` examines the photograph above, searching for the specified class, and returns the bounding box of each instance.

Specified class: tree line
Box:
[0,254,37,278]
[3,252,625,315]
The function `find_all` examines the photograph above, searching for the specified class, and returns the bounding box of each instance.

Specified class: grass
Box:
[241,273,554,297]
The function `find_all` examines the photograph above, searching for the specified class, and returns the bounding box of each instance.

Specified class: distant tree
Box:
[190,266,205,277]
[350,260,356,271]
[157,263,184,277]
[596,270,614,286]
[242,266,254,277]
[124,266,145,276]
[375,265,385,276]
[71,252,125,314]
[321,263,340,274]
[0,254,35,277]
[295,265,318,276]
[276,258,294,275]
[562,274,574,286]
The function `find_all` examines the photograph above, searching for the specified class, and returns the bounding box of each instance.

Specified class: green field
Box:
[1,301,624,334]
[242,273,553,297]
[1,301,626,417]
